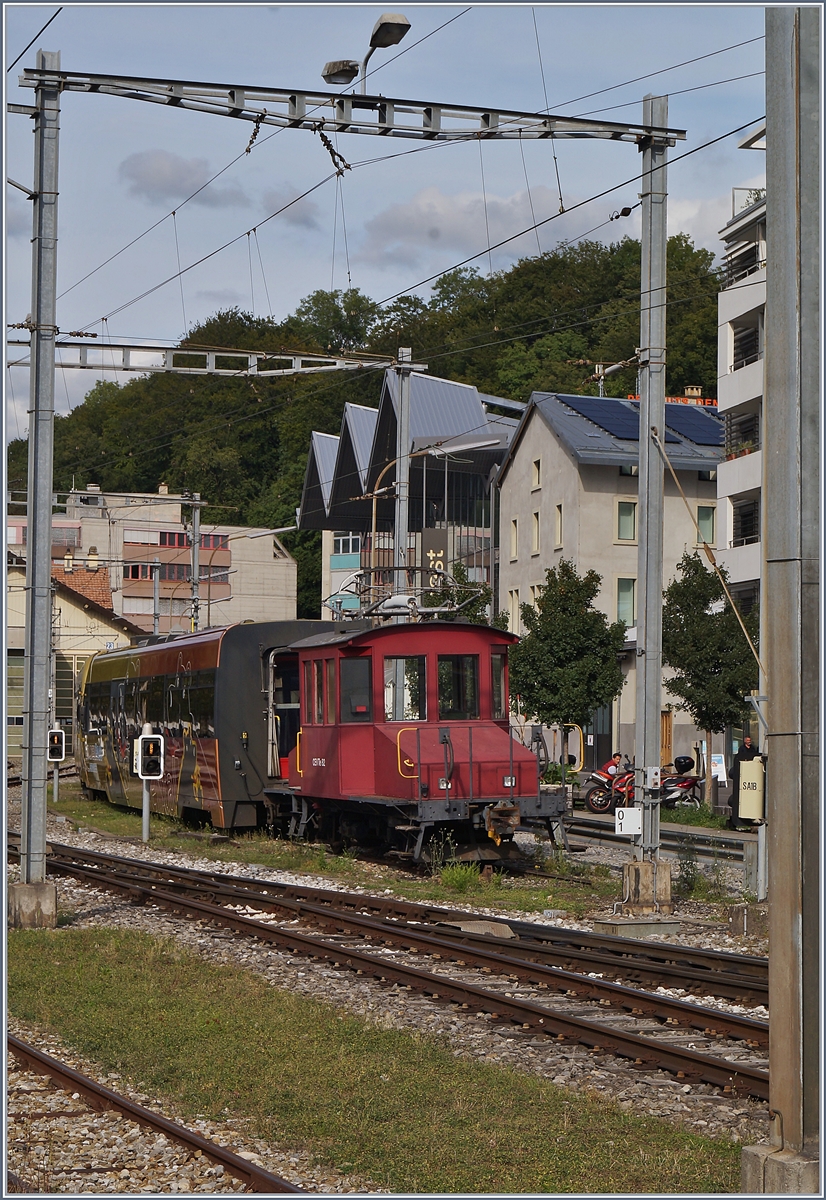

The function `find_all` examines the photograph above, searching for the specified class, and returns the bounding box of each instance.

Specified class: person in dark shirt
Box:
[728,735,761,830]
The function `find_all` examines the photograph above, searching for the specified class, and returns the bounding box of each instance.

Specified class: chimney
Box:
[86,483,101,492]
[684,385,703,399]
[158,483,169,496]
[86,546,99,572]
[63,549,74,573]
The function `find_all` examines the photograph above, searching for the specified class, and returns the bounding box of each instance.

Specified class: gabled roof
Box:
[497,392,724,485]
[344,403,379,489]
[298,430,340,529]
[327,404,380,524]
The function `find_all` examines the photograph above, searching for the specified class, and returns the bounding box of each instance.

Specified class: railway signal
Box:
[137,735,164,780]
[47,729,65,762]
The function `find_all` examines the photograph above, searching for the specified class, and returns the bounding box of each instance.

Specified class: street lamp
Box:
[322,12,411,94]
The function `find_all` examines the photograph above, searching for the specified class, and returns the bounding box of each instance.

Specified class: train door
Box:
[267,652,300,777]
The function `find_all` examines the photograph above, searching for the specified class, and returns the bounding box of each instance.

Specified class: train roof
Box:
[290,621,519,651]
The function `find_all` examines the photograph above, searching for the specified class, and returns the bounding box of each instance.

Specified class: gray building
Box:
[496,392,723,769]
[298,369,521,616]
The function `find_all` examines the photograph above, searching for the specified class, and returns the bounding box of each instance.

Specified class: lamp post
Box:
[322,12,410,92]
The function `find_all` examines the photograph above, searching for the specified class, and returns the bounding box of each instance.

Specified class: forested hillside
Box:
[7,234,720,616]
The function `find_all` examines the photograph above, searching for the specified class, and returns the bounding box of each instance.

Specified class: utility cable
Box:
[531,7,564,212]
[549,35,765,111]
[376,114,764,306]
[172,211,188,338]
[477,139,494,278]
[247,232,256,314]
[575,70,766,118]
[518,132,542,256]
[253,230,274,319]
[6,7,62,73]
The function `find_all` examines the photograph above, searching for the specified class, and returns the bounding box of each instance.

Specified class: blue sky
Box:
[5,3,766,430]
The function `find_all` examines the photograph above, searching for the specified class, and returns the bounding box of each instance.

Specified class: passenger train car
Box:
[77,619,564,861]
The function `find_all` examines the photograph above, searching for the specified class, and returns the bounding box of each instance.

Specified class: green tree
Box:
[661,552,759,799]
[508,560,626,728]
[424,560,508,627]
[282,288,380,352]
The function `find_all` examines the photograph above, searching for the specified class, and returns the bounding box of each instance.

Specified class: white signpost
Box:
[615,807,642,837]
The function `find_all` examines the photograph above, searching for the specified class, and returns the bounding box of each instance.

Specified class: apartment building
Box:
[7,485,297,635]
[496,391,723,768]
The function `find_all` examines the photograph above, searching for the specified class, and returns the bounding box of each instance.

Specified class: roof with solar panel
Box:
[497,391,723,481]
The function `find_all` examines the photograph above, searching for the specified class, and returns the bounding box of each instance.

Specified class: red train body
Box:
[77,619,566,861]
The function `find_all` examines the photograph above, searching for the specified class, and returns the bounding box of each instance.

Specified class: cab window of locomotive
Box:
[384,656,426,721]
[303,661,314,723]
[340,657,372,722]
[491,650,508,719]
[438,655,480,720]
[313,660,324,724]
[325,660,336,724]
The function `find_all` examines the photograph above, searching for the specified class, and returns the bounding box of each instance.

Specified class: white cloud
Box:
[5,196,30,238]
[118,150,249,208]
[262,184,321,230]
[195,288,246,306]
[668,173,766,256]
[355,185,604,270]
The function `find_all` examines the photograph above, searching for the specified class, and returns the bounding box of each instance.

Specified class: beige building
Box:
[7,555,143,757]
[496,392,723,769]
[7,484,297,635]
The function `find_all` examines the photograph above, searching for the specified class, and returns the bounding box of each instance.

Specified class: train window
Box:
[326,660,336,724]
[438,656,480,720]
[313,660,324,724]
[187,674,216,738]
[491,649,508,719]
[384,656,426,721]
[303,661,314,723]
[340,657,372,722]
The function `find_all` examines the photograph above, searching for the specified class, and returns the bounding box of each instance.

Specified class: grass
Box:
[8,928,742,1194]
[47,781,621,917]
[662,803,730,831]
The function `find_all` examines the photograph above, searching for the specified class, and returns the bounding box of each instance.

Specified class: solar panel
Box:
[663,403,724,446]
[561,396,641,440]
[626,401,680,442]
[563,396,680,443]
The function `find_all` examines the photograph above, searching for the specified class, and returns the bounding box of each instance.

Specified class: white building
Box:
[496,391,723,769]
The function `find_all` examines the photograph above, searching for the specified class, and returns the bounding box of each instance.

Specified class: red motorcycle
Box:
[583,758,634,814]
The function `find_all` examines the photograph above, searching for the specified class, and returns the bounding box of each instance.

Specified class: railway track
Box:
[11,838,770,1100]
[565,815,749,862]
[7,1034,301,1193]
[6,764,77,790]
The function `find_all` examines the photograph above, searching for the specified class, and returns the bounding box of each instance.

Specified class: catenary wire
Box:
[548,35,765,110]
[375,114,764,306]
[53,10,472,303]
[574,71,766,118]
[6,7,63,73]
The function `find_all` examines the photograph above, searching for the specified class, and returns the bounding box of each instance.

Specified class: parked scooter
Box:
[660,755,703,809]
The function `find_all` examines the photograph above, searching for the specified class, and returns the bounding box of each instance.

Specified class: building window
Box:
[731,315,762,371]
[732,498,760,547]
[531,459,541,489]
[491,649,508,720]
[201,533,228,550]
[510,519,518,560]
[555,504,563,547]
[698,469,717,482]
[725,409,760,457]
[617,578,636,625]
[697,505,716,545]
[159,531,188,547]
[531,511,540,554]
[124,563,150,580]
[508,589,520,634]
[529,584,541,609]
[617,500,637,542]
[333,532,361,555]
[619,464,639,477]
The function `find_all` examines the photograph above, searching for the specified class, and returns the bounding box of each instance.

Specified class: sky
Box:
[4,3,767,434]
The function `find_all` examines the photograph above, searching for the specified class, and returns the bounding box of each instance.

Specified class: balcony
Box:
[717,449,762,499]
[716,542,761,586]
[717,358,763,412]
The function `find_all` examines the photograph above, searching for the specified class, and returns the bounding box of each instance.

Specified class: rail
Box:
[8,1035,302,1193]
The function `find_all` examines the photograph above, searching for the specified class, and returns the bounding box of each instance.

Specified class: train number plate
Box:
[312,757,326,767]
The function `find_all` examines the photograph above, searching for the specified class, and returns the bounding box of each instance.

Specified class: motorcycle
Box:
[583,757,634,814]
[661,755,702,809]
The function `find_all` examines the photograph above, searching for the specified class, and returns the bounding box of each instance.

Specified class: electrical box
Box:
[645,766,661,789]
[739,759,765,821]
[137,734,164,780]
[47,729,65,762]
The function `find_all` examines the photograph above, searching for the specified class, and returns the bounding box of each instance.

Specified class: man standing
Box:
[728,735,760,830]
